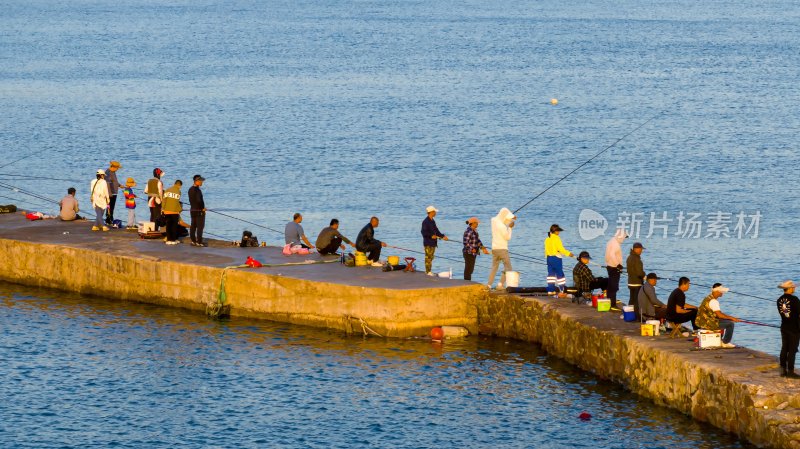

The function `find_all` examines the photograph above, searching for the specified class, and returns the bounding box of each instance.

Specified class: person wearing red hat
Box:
[145,168,164,230]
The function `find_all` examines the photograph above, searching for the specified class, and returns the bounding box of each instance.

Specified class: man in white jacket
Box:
[604,229,628,310]
[487,207,516,290]
[90,169,110,232]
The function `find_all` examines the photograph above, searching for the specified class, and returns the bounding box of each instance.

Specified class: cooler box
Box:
[622,305,636,322]
[697,330,722,348]
[596,299,610,312]
[640,323,656,336]
[645,319,661,336]
[139,221,155,233]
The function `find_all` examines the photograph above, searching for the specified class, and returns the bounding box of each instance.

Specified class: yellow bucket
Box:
[640,323,656,336]
[387,255,399,266]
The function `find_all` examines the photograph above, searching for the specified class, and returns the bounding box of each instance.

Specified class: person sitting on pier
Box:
[572,251,608,304]
[356,216,387,267]
[285,213,314,249]
[637,273,666,321]
[316,218,354,256]
[59,187,82,221]
[696,283,741,348]
[665,277,698,335]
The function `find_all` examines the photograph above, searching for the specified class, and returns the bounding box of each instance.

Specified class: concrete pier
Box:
[1,213,799,447]
[0,214,483,337]
[478,293,800,449]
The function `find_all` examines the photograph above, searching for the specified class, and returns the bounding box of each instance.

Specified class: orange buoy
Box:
[430,327,444,341]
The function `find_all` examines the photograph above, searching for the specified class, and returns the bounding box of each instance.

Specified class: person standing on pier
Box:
[545,224,573,297]
[162,180,183,245]
[316,219,354,255]
[462,217,488,281]
[486,208,515,290]
[90,169,110,232]
[59,187,82,221]
[626,242,646,316]
[145,168,164,229]
[356,216,387,267]
[188,174,206,247]
[285,213,315,249]
[777,280,800,378]
[421,205,448,276]
[696,283,740,348]
[604,229,627,309]
[104,161,121,226]
[122,178,137,230]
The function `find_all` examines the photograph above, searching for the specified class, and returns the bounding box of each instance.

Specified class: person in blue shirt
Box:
[421,205,448,276]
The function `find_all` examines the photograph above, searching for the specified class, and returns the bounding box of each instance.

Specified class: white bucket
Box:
[438,269,452,279]
[646,320,661,336]
[505,271,520,288]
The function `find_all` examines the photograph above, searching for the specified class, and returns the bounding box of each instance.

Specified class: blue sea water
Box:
[0,0,798,445]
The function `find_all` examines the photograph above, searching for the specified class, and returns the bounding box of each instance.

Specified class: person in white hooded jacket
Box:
[487,207,516,290]
[604,229,628,309]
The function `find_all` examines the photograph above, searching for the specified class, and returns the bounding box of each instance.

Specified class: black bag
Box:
[240,230,259,247]
[0,204,17,214]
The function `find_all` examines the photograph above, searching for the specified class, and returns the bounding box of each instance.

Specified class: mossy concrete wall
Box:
[477,294,800,449]
[0,238,482,338]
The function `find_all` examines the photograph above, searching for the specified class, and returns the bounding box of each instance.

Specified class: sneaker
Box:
[486,284,493,289]
[610,306,621,312]
[497,283,504,290]
[101,226,109,232]
[721,343,736,348]
[166,240,180,246]
[370,261,383,267]
[190,242,199,247]
[426,272,435,277]
[91,226,100,231]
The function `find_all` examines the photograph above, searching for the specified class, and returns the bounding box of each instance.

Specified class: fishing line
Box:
[738,319,780,329]
[0,174,83,183]
[0,148,50,170]
[0,181,60,205]
[513,111,663,215]
[658,276,773,303]
[206,209,284,235]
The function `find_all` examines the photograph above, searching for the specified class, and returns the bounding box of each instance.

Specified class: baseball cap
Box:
[632,242,645,249]
[96,169,105,175]
[193,174,205,182]
[426,205,438,213]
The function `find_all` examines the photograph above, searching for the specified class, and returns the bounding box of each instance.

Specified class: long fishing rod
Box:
[206,209,283,235]
[0,174,83,183]
[513,111,663,215]
[0,148,51,171]
[658,276,773,303]
[739,319,780,329]
[0,181,60,205]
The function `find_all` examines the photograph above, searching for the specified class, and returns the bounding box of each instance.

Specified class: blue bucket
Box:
[623,306,636,322]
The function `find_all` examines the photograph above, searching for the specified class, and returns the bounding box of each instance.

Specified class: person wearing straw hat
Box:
[104,161,122,226]
[89,169,110,232]
[462,217,489,281]
[121,177,137,230]
[696,283,741,348]
[777,280,800,378]
[421,205,448,276]
[544,224,573,297]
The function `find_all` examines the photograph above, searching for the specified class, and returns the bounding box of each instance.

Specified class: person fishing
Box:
[162,179,182,245]
[572,251,608,303]
[696,283,740,348]
[637,273,666,321]
[59,187,82,221]
[144,168,164,229]
[421,205,448,276]
[285,213,315,249]
[665,276,698,336]
[188,174,206,247]
[544,224,573,297]
[626,242,646,316]
[315,218,354,255]
[486,208,515,290]
[777,280,800,378]
[89,169,110,232]
[604,229,627,309]
[104,160,121,226]
[462,217,488,281]
[356,216,387,267]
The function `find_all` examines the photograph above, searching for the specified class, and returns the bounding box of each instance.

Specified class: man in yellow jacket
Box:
[545,224,573,296]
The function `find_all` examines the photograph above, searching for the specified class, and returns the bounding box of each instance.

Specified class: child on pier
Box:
[122,178,137,230]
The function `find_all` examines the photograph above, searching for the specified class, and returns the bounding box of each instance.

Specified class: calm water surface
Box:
[0,283,753,448]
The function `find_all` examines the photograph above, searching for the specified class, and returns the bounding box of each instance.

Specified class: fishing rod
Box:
[0,174,83,183]
[386,244,503,274]
[0,181,60,205]
[513,111,663,215]
[206,209,284,235]
[739,319,780,329]
[658,276,773,303]
[0,148,51,170]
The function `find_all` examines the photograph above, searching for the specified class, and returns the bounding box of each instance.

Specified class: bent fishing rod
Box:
[513,110,663,215]
[206,209,284,235]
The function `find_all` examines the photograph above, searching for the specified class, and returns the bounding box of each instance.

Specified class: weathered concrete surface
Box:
[478,293,800,449]
[0,214,482,337]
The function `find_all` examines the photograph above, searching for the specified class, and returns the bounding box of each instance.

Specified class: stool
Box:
[668,322,683,338]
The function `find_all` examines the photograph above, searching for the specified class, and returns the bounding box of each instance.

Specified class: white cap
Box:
[779,280,796,289]
[426,205,438,213]
[712,285,730,293]
[96,169,106,175]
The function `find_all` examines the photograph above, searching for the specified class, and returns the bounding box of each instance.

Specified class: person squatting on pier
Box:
[572,251,608,304]
[777,280,800,378]
[421,205,448,276]
[544,224,573,296]
[696,283,740,348]
[90,169,110,232]
[188,174,206,247]
[59,187,82,221]
[315,219,354,255]
[356,216,387,267]
[604,229,627,308]
[462,217,488,281]
[285,213,315,250]
[486,208,515,290]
